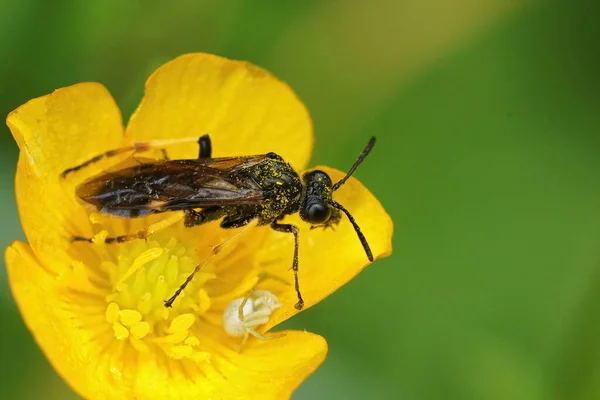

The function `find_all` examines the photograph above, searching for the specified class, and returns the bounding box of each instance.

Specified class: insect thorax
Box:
[250,153,302,224]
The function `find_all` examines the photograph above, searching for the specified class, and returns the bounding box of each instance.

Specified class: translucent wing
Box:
[77,156,267,217]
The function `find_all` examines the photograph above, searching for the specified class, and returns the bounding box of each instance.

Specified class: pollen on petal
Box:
[113,322,129,340]
[167,313,195,333]
[130,321,151,339]
[89,212,102,224]
[92,230,109,244]
[185,336,200,347]
[105,302,120,323]
[119,309,142,326]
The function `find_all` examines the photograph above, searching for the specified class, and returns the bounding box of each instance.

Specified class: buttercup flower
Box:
[5,53,393,399]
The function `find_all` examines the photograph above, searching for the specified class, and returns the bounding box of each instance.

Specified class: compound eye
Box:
[306,203,331,224]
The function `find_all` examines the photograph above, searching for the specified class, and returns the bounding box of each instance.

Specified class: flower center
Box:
[101,233,215,360]
[66,214,286,368]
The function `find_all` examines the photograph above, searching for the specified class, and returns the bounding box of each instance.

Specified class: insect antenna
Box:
[329,200,373,262]
[332,136,376,191]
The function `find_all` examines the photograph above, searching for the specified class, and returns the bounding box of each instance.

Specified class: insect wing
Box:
[77,156,267,217]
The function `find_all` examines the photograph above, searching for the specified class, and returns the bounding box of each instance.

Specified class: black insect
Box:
[63,135,376,310]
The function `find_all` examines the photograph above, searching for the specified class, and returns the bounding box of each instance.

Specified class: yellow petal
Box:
[5,241,112,398]
[6,83,125,272]
[6,240,326,399]
[223,330,327,399]
[261,166,393,329]
[132,330,327,399]
[126,53,313,171]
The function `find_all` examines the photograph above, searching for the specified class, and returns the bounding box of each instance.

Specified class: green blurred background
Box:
[2,1,600,399]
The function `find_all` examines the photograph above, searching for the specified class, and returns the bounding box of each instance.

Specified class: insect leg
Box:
[61,137,204,178]
[198,134,212,158]
[164,221,257,308]
[270,222,304,310]
[73,213,184,244]
[184,207,225,228]
[220,214,255,229]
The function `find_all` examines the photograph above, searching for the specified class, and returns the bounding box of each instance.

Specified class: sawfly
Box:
[62,134,376,310]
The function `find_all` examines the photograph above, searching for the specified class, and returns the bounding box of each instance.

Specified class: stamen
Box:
[105,302,120,323]
[117,248,163,286]
[195,290,211,315]
[153,331,188,344]
[137,293,152,315]
[87,221,287,365]
[119,309,142,326]
[168,313,196,333]
[100,235,206,355]
[113,322,129,340]
[153,275,169,302]
[130,337,150,353]
[185,336,200,347]
[130,322,151,339]
[170,345,194,359]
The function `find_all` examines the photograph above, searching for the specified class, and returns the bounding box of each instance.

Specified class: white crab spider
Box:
[223,290,282,343]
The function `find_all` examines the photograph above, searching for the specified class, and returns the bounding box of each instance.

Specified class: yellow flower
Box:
[5,53,393,399]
